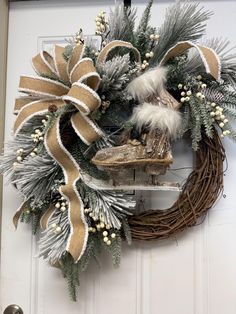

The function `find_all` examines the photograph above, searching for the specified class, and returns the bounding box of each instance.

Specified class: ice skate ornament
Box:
[92,67,182,190]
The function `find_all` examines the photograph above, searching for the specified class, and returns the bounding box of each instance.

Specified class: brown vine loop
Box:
[128,128,225,240]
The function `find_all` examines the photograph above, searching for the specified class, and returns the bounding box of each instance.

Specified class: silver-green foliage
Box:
[97,54,132,95]
[78,182,135,229]
[12,151,62,203]
[107,5,136,43]
[180,96,213,150]
[150,1,212,64]
[203,84,236,141]
[134,0,154,57]
[39,209,69,264]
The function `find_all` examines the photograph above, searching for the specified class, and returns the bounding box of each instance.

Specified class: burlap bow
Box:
[13,40,141,262]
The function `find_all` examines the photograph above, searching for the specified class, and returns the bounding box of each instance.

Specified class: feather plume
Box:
[130,103,181,138]
[127,67,167,101]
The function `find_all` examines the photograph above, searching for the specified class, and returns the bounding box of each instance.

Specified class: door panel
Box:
[1,1,236,314]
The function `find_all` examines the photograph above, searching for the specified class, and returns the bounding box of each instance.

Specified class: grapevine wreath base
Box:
[128,129,225,240]
[1,0,236,301]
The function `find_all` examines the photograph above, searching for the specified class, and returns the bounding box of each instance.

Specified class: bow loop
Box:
[19,76,70,98]
[32,51,58,79]
[63,82,101,115]
[68,44,85,74]
[53,45,70,83]
[70,58,101,90]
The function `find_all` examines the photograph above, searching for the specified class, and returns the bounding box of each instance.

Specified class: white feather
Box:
[127,67,167,101]
[130,103,181,138]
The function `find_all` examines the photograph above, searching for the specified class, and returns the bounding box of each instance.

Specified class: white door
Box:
[1,1,236,314]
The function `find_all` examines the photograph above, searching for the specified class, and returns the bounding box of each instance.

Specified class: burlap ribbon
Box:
[160,41,221,81]
[13,40,141,262]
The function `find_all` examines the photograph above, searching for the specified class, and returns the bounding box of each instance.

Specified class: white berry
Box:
[17,149,23,154]
[103,231,108,237]
[111,233,116,239]
[55,226,62,234]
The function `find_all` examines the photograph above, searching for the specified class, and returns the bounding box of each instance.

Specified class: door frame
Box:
[0,0,9,252]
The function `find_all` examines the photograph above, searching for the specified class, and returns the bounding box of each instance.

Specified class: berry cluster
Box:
[209,103,230,138]
[54,196,68,213]
[95,11,107,35]
[51,223,62,235]
[84,207,117,246]
[101,100,110,114]
[31,128,44,143]
[178,76,231,139]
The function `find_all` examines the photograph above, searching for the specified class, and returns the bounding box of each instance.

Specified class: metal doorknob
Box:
[3,304,23,314]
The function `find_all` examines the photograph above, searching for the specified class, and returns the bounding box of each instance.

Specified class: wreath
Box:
[1,0,236,301]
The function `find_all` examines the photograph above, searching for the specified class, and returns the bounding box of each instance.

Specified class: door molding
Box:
[0,0,9,253]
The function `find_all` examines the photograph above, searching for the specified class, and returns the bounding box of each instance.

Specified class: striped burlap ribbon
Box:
[13,40,141,262]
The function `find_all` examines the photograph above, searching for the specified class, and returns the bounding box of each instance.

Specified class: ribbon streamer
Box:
[45,118,88,261]
[13,200,29,229]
